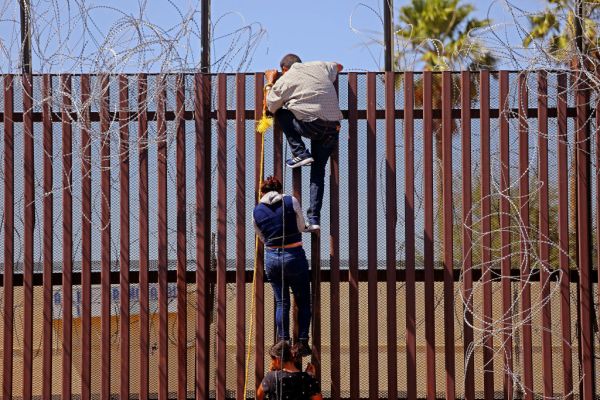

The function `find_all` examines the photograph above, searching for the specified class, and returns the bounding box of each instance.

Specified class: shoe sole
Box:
[287,157,314,169]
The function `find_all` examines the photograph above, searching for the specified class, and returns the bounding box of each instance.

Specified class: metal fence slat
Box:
[137,73,150,400]
[42,73,54,400]
[347,72,359,400]
[100,74,112,400]
[423,70,437,400]
[235,72,247,400]
[460,70,475,400]
[176,73,188,400]
[119,74,131,400]
[480,70,494,400]
[385,71,398,400]
[22,73,34,400]
[3,74,14,400]
[557,72,573,400]
[499,70,513,400]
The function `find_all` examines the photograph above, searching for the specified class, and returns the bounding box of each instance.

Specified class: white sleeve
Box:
[291,196,306,232]
[324,61,339,82]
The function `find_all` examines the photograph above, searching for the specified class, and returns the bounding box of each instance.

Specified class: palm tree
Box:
[523,0,600,64]
[395,0,498,250]
[395,0,497,71]
[523,0,600,260]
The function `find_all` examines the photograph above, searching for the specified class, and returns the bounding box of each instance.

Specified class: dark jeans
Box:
[275,108,339,224]
[264,246,311,341]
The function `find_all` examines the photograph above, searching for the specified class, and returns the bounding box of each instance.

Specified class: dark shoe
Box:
[269,340,292,358]
[304,223,321,233]
[292,340,312,358]
[304,217,320,233]
[286,152,314,168]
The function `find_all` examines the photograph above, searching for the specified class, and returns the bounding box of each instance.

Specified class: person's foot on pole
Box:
[304,217,320,233]
[292,339,312,358]
[286,150,314,168]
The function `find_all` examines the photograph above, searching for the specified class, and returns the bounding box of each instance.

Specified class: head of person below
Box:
[263,54,343,232]
[257,341,322,400]
[253,176,313,358]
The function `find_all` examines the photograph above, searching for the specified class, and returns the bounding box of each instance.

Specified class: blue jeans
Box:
[275,109,339,225]
[264,246,311,341]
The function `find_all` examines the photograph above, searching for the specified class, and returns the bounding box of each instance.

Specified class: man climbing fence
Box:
[264,53,343,232]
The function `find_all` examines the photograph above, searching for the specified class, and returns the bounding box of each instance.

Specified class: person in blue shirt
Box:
[253,175,312,357]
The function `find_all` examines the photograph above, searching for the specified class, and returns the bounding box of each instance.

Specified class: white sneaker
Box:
[304,223,320,233]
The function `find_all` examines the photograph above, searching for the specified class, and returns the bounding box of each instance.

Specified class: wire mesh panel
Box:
[0,71,595,399]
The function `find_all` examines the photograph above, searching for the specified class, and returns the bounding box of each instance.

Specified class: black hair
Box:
[269,341,294,362]
[280,53,302,70]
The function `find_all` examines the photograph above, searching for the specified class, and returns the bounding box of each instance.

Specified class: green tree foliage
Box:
[523,0,600,63]
[395,0,498,251]
[395,0,497,70]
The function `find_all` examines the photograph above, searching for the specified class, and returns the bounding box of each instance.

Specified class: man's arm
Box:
[263,69,281,115]
[291,196,307,232]
[256,385,265,400]
[253,219,266,243]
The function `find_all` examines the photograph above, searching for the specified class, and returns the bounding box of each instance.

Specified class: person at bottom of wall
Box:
[253,175,312,358]
[257,341,322,400]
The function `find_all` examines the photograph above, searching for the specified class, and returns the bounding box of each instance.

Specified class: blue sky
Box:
[210,0,546,71]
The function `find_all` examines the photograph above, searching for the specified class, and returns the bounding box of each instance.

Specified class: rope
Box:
[242,112,271,399]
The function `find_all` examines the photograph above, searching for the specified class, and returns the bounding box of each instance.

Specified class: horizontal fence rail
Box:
[0,71,597,399]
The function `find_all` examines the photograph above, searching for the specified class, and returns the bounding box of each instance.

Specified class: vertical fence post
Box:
[235,72,247,400]
[22,72,34,400]
[460,70,475,400]
[62,74,74,400]
[216,73,228,400]
[119,74,131,400]
[347,72,359,400]
[557,72,573,400]
[3,75,14,400]
[575,68,595,400]
[157,74,168,400]
[499,70,513,400]
[423,70,437,400]
[385,70,398,400]
[441,70,456,400]
[538,71,554,398]
[195,72,212,399]
[138,73,150,400]
[42,73,53,400]
[479,70,494,400]
[100,74,112,400]
[311,224,322,379]
[404,71,417,400]
[175,73,188,400]
[330,78,341,400]
[309,70,322,378]
[80,74,92,400]
[366,72,379,400]
[254,72,266,390]
[518,72,534,400]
